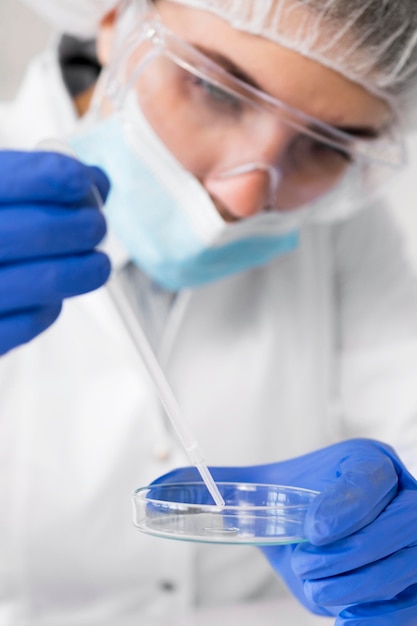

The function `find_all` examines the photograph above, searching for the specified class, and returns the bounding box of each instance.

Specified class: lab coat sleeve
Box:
[334,203,417,476]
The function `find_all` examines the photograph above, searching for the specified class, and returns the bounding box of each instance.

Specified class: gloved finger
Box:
[147,481,230,506]
[0,303,62,355]
[260,544,336,618]
[150,466,202,485]
[149,467,243,505]
[302,545,417,606]
[305,453,398,545]
[0,252,111,313]
[0,151,110,205]
[149,465,269,505]
[151,441,401,493]
[150,465,265,487]
[335,583,417,625]
[0,206,107,263]
[294,489,417,578]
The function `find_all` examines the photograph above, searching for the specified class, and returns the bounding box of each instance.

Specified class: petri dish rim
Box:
[133,481,319,513]
[132,481,319,545]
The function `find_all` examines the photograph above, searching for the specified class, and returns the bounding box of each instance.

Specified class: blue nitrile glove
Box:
[0,150,111,355]
[152,439,417,625]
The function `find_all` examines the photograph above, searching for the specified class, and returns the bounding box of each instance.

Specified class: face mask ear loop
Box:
[212,162,283,212]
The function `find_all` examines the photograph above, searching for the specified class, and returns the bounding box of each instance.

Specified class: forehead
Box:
[154,0,390,129]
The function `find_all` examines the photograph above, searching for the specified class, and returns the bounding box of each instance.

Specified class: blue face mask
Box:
[71,106,299,291]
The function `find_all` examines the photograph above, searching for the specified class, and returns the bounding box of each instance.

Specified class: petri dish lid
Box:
[132,481,319,545]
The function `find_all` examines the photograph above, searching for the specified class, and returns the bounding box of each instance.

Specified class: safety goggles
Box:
[100,16,406,214]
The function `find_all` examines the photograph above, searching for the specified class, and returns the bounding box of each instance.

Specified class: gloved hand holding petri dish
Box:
[132,438,406,551]
[136,439,417,625]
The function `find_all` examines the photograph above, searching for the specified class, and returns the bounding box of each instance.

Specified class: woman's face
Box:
[98,1,391,221]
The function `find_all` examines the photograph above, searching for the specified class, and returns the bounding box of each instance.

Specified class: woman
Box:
[1,0,417,623]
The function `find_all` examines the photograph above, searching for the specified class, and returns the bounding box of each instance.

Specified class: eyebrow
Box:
[192,44,382,140]
[193,44,263,90]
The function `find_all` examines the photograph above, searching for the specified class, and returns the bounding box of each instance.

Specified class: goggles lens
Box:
[102,19,405,215]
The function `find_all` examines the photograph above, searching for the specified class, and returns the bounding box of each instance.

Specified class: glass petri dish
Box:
[132,482,319,545]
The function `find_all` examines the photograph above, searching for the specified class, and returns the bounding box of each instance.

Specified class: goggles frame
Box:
[106,19,406,170]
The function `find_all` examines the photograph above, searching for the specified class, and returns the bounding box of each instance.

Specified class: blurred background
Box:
[0,0,52,100]
[1,0,417,265]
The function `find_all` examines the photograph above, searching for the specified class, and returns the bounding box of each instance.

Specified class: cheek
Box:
[277,162,351,210]
[133,65,217,177]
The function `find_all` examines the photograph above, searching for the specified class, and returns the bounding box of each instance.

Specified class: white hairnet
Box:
[21,0,417,118]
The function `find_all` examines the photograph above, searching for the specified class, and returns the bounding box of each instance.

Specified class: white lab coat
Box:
[1,48,417,625]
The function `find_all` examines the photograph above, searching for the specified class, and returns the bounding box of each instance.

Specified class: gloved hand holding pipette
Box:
[0,150,111,354]
[153,438,417,625]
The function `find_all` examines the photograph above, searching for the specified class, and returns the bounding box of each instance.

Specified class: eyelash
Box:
[287,134,354,170]
[188,75,244,114]
[312,140,353,161]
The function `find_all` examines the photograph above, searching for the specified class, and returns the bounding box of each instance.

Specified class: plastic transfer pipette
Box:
[106,276,225,508]
[35,138,224,507]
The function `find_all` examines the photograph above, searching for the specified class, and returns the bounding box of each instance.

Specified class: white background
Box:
[0,0,52,100]
[1,0,417,267]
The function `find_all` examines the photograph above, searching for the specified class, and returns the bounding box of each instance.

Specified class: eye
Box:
[288,134,353,171]
[188,74,243,114]
[311,139,353,163]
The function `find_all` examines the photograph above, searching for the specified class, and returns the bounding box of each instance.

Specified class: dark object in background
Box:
[58,34,101,98]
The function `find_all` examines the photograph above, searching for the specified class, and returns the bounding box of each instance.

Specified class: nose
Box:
[204,163,282,221]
